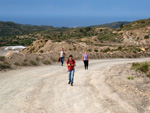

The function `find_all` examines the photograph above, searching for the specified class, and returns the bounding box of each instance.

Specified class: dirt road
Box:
[0,58,150,113]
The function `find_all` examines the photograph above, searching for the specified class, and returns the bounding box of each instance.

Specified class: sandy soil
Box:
[0,58,150,113]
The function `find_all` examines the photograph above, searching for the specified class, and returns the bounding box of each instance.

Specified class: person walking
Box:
[66,55,76,86]
[59,48,65,66]
[82,51,89,70]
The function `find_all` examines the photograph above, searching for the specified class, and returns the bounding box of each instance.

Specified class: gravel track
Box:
[0,58,150,113]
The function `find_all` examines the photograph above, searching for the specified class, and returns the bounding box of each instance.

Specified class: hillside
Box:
[0,21,55,37]
[90,21,130,28]
[0,21,69,46]
[0,18,150,47]
[118,18,150,30]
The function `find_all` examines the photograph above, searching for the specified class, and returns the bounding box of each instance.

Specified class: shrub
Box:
[120,24,124,28]
[102,48,111,53]
[14,62,20,66]
[85,27,92,32]
[133,50,136,53]
[94,49,98,52]
[137,48,142,52]
[24,59,28,62]
[0,56,5,61]
[144,35,149,39]
[100,29,103,32]
[127,77,131,79]
[131,62,150,78]
[130,77,134,80]
[36,57,40,62]
[140,63,149,73]
[146,72,150,78]
[51,57,57,62]
[79,29,83,32]
[0,62,11,70]
[30,60,38,66]
[40,50,44,53]
[22,62,28,66]
[127,76,134,80]
[131,62,140,68]
[42,60,51,65]
[87,49,92,52]
[118,46,122,50]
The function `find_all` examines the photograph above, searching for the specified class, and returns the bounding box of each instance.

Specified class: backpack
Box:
[62,51,65,56]
[67,59,75,64]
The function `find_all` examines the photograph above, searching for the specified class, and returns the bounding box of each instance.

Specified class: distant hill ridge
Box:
[121,18,150,30]
[0,21,131,37]
[0,18,150,38]
[0,21,54,37]
[90,21,130,28]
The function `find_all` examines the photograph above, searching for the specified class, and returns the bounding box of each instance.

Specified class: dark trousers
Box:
[84,60,88,69]
[60,57,64,66]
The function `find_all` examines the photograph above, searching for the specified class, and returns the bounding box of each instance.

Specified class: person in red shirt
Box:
[66,55,76,86]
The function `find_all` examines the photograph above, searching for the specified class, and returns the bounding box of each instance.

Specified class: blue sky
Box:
[0,0,150,27]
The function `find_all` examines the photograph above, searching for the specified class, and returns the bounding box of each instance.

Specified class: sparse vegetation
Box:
[0,62,11,70]
[144,35,149,39]
[51,57,57,62]
[42,60,51,65]
[131,62,150,78]
[87,49,92,52]
[94,49,98,52]
[120,19,150,30]
[118,46,122,50]
[127,76,134,80]
[101,48,111,53]
[40,50,44,53]
[133,50,137,54]
[0,56,5,61]
[14,62,20,66]
[30,60,38,66]
[36,57,40,62]
[0,21,54,37]
[98,31,122,42]
[22,62,28,66]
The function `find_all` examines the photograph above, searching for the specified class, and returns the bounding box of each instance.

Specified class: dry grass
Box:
[30,60,38,66]
[42,60,51,65]
[0,56,5,61]
[0,62,11,70]
[131,62,150,78]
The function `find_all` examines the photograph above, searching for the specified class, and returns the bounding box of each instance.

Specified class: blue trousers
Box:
[68,69,75,83]
[60,57,64,66]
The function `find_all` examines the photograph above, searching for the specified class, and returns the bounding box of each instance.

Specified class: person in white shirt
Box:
[59,48,65,66]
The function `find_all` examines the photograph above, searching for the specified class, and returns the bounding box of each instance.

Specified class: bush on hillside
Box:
[0,56,5,61]
[0,62,11,70]
[30,60,38,66]
[144,35,149,39]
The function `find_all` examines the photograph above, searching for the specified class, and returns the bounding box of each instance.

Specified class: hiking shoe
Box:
[68,81,71,84]
[71,83,73,86]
